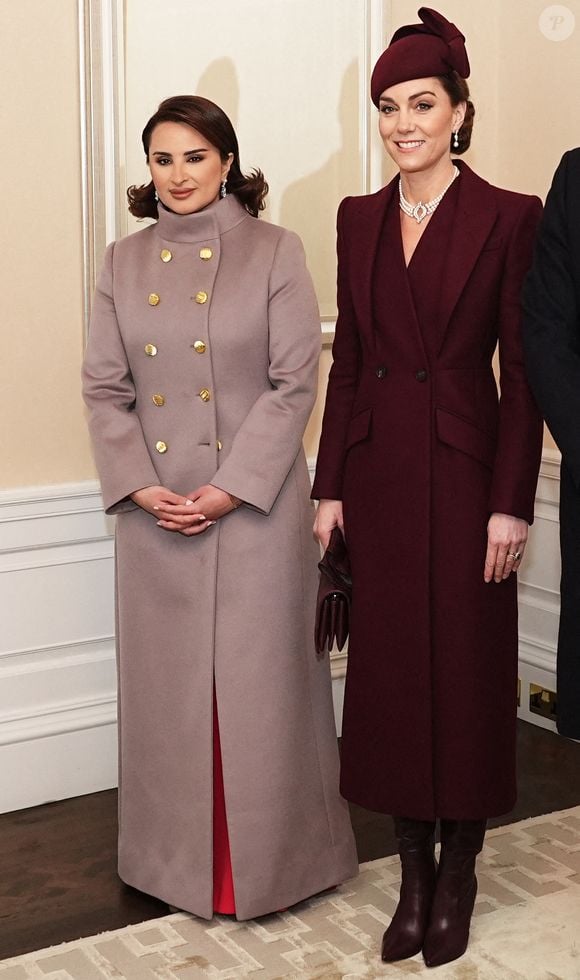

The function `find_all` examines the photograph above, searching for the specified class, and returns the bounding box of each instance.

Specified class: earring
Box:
[220,180,227,199]
[154,188,159,202]
[453,130,460,150]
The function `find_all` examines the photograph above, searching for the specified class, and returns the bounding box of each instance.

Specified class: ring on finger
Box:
[507,551,522,561]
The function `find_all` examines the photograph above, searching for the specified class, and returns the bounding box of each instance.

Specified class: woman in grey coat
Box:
[82,95,357,920]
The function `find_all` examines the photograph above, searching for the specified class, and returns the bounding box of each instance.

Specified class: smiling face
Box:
[378,76,465,177]
[148,121,233,214]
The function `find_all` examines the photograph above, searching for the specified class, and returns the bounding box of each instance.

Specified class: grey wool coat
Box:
[82,194,357,920]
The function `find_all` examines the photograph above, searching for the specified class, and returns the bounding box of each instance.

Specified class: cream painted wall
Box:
[2,1,576,489]
[0,0,96,488]
[123,0,367,318]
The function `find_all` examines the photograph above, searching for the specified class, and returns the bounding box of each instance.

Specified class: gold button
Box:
[152,394,165,407]
[195,290,208,304]
[160,249,172,263]
[144,344,158,356]
[193,340,207,354]
[199,247,213,261]
[148,293,160,306]
[216,440,223,451]
[155,440,168,454]
[198,388,211,402]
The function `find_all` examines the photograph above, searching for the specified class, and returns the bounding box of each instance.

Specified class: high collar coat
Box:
[82,196,357,919]
[313,163,543,820]
[523,149,580,739]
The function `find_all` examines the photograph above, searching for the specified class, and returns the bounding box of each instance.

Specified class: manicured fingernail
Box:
[153,506,160,511]
[185,499,193,506]
[209,520,217,526]
[156,520,163,526]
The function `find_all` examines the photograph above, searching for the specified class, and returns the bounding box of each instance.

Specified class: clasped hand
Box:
[130,484,237,535]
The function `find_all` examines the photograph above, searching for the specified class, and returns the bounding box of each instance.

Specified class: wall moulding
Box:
[0,441,564,809]
[78,0,386,341]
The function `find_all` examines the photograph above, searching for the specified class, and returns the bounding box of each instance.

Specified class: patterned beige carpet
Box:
[2,807,580,979]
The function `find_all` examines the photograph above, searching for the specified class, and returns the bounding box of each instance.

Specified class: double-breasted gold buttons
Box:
[199,247,213,261]
[152,394,165,407]
[192,340,207,354]
[195,291,208,305]
[198,388,211,402]
[148,293,160,306]
[144,343,157,356]
[155,440,168,454]
[216,440,223,451]
[160,249,172,263]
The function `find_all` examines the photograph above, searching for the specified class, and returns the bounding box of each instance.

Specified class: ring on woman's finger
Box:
[507,551,521,561]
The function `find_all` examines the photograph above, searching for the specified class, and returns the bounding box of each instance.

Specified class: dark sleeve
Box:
[522,150,580,487]
[311,198,362,500]
[488,195,544,524]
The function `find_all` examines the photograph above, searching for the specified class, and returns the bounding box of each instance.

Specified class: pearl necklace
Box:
[399,166,460,224]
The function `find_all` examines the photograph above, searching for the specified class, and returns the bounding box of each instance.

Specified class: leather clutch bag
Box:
[315,526,352,656]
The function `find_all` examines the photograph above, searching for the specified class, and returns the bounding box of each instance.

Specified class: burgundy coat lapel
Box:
[436,162,498,354]
[348,179,398,347]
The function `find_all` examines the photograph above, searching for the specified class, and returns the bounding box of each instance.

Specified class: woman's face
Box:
[378,77,465,176]
[148,121,233,214]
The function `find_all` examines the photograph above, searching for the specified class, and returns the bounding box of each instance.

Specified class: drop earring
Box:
[220,180,227,199]
[453,130,460,150]
[154,188,159,202]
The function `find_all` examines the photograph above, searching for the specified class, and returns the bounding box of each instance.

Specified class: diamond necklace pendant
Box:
[412,202,428,223]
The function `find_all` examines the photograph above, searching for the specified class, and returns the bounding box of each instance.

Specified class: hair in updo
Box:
[439,71,475,154]
[127,95,268,219]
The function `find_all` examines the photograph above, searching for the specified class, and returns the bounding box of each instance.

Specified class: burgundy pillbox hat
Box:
[371,7,470,107]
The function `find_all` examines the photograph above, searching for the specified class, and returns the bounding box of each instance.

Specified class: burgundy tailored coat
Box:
[312,163,543,820]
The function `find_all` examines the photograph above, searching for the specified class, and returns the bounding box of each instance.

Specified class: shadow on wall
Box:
[279,60,362,320]
[195,57,240,129]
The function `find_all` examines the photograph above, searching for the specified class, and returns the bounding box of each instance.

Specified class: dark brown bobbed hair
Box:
[439,71,474,155]
[127,95,268,219]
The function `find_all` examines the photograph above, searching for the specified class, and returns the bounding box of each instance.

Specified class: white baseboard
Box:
[0,450,562,812]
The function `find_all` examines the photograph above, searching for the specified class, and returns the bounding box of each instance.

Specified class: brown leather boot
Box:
[381,817,437,962]
[422,818,486,968]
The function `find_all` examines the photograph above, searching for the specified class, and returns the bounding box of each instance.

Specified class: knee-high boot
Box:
[381,817,437,962]
[422,818,486,968]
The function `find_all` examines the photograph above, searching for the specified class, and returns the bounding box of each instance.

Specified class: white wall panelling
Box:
[0,451,562,813]
[517,449,561,732]
[0,483,117,812]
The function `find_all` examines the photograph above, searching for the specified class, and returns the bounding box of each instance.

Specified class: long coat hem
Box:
[119,839,358,921]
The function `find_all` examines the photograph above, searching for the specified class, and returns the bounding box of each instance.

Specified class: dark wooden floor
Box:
[1,720,580,961]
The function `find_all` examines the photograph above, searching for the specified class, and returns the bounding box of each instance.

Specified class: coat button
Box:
[144,343,157,356]
[216,440,223,451]
[192,340,207,354]
[198,388,211,402]
[148,293,160,306]
[155,441,168,454]
[415,369,428,382]
[376,365,387,379]
[152,393,165,407]
[195,290,208,304]
[199,247,213,260]
[160,249,172,262]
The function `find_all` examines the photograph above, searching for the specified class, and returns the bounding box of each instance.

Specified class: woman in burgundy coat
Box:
[313,8,543,968]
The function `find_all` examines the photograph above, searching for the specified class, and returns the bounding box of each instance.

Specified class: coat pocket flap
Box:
[345,408,372,451]
[436,407,496,469]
